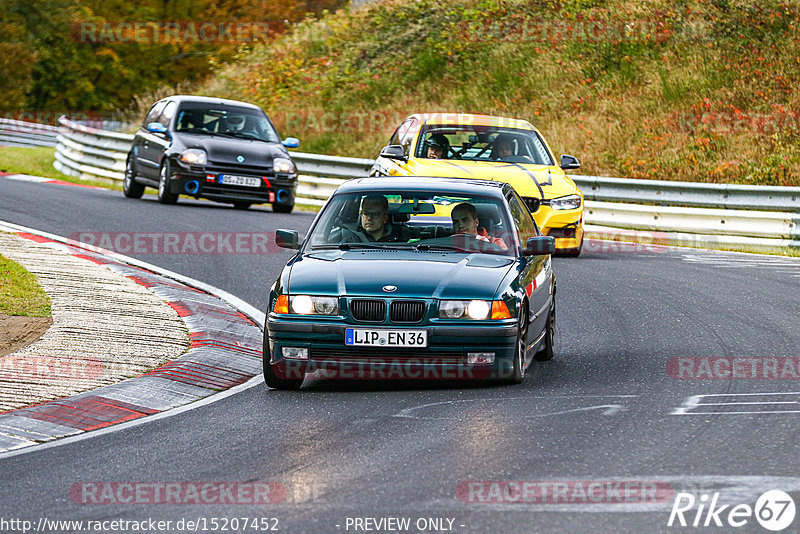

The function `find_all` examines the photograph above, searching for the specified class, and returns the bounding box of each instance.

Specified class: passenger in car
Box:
[491,134,531,162]
[450,202,508,250]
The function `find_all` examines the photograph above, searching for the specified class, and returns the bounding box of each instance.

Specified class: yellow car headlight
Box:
[549,194,582,210]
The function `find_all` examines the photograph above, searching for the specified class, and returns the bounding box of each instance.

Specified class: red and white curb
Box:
[0,173,106,189]
[0,221,266,455]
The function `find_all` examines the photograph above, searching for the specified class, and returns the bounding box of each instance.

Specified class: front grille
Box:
[202,184,270,200]
[390,300,426,323]
[350,299,386,322]
[547,227,576,239]
[311,348,463,365]
[523,197,543,213]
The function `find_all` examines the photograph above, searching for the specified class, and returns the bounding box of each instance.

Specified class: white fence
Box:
[0,118,58,148]
[46,116,800,251]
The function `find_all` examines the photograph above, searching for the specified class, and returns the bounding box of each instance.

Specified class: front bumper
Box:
[527,203,584,251]
[169,163,297,205]
[266,317,519,380]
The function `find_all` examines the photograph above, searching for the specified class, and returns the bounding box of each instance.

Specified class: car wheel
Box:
[233,202,252,210]
[157,162,179,205]
[272,202,294,214]
[262,354,304,390]
[123,157,145,199]
[534,302,555,362]
[504,305,528,384]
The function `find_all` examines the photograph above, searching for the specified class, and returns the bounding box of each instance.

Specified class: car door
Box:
[133,101,167,179]
[147,100,177,171]
[507,190,552,344]
[371,118,418,176]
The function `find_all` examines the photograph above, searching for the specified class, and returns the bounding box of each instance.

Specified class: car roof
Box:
[409,113,535,131]
[156,95,263,111]
[334,176,511,197]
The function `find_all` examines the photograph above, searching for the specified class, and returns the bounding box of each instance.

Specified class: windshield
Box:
[174,105,281,143]
[415,124,554,165]
[305,191,518,256]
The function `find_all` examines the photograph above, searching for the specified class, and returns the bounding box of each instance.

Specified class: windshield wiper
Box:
[311,243,413,250]
[227,132,268,142]
[413,244,463,251]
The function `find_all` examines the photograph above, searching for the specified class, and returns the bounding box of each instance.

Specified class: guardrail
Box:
[0,118,58,148]
[49,116,799,251]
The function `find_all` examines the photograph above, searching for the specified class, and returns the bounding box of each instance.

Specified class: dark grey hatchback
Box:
[123,95,300,212]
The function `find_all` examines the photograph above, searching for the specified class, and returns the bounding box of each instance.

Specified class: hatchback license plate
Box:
[219,175,261,187]
[345,328,427,348]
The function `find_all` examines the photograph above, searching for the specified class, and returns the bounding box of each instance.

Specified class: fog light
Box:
[281,347,308,360]
[467,352,495,365]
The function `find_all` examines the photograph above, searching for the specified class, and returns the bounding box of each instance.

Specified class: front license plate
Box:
[345,328,427,348]
[219,174,261,187]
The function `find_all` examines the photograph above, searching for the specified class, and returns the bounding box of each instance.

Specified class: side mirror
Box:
[560,154,581,170]
[523,197,541,213]
[379,145,406,161]
[524,236,556,256]
[146,122,167,134]
[282,137,300,148]
[275,229,301,250]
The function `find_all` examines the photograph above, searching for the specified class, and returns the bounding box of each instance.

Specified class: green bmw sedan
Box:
[264,177,556,389]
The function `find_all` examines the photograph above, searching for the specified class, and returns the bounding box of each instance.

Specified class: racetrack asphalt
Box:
[1,176,800,533]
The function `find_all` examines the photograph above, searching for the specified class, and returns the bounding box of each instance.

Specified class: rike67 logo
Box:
[668,490,796,531]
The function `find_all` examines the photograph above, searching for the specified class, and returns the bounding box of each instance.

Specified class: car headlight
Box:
[179,148,207,165]
[438,300,492,320]
[549,194,582,210]
[439,300,512,320]
[274,157,296,174]
[289,295,339,315]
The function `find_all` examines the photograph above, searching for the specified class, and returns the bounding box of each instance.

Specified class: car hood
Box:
[175,133,288,167]
[287,250,515,300]
[405,159,578,199]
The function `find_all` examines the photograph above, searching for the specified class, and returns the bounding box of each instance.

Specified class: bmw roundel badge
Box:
[382,285,397,292]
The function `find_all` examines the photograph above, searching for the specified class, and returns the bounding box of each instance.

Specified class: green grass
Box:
[0,252,52,317]
[0,146,119,190]
[200,0,800,186]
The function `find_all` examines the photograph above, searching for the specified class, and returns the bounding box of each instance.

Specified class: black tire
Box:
[123,157,145,199]
[272,202,294,214]
[157,162,179,205]
[503,305,528,384]
[534,302,555,362]
[233,202,252,210]
[262,352,304,390]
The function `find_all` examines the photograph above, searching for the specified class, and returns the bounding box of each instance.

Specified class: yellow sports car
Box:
[370,113,584,255]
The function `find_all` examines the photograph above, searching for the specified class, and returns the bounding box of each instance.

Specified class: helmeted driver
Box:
[226,114,247,132]
[426,133,450,159]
